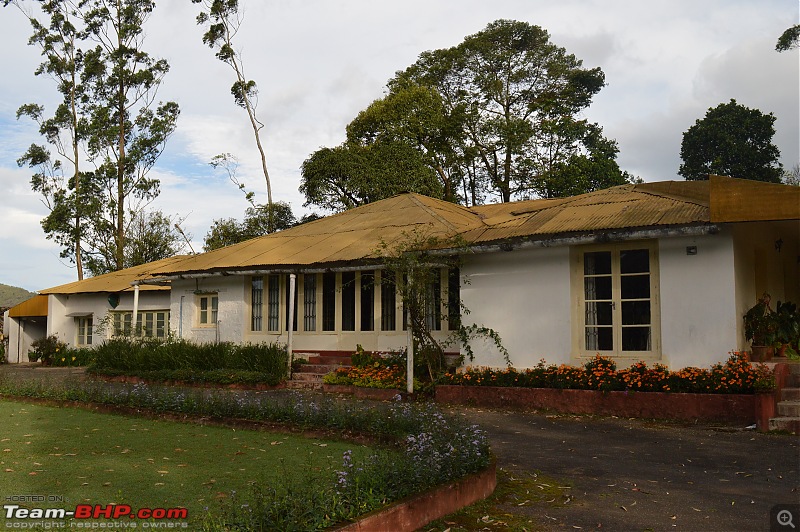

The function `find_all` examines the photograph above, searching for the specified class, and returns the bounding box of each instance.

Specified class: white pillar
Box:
[287,273,296,373]
[131,284,140,335]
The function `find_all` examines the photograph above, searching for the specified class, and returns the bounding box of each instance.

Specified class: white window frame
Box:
[76,316,93,346]
[111,310,170,338]
[196,294,219,328]
[571,241,661,363]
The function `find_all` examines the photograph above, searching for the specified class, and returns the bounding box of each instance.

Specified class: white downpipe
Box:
[132,284,140,335]
[406,275,414,395]
[287,274,296,373]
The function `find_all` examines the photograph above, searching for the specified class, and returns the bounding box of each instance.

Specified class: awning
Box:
[65,312,93,317]
[8,295,48,318]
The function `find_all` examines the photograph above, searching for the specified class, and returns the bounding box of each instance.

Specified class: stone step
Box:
[768,417,800,434]
[787,373,800,387]
[308,355,352,366]
[283,380,323,390]
[291,372,325,382]
[781,387,800,401]
[294,364,345,374]
[777,400,800,417]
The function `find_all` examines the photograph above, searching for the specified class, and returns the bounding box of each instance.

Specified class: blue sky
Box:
[0,0,797,292]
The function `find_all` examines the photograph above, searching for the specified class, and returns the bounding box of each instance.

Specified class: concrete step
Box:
[768,417,800,434]
[781,387,800,401]
[787,373,800,387]
[283,380,323,390]
[777,400,800,417]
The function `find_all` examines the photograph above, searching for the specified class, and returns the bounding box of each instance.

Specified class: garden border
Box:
[334,459,496,532]
[435,385,768,426]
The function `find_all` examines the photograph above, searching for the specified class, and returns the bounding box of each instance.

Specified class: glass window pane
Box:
[341,272,356,331]
[621,275,650,299]
[381,272,396,331]
[268,275,280,331]
[360,271,374,332]
[425,270,442,331]
[584,251,611,275]
[304,274,317,332]
[447,268,460,329]
[620,249,649,274]
[622,301,651,325]
[622,327,651,351]
[585,302,613,325]
[251,277,263,332]
[584,276,612,300]
[322,272,336,331]
[586,326,613,351]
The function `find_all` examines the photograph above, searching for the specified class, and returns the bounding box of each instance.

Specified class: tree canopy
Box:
[678,99,783,183]
[301,20,630,210]
[776,24,800,52]
[203,202,296,251]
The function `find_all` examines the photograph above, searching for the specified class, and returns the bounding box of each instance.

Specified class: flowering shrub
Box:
[439,353,775,394]
[50,347,93,367]
[323,363,407,389]
[28,335,68,364]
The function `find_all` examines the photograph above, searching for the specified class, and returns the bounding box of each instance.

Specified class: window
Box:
[251,277,264,331]
[381,271,396,331]
[267,275,280,332]
[341,272,356,331]
[576,243,659,357]
[360,271,375,331]
[304,274,317,332]
[76,316,93,345]
[198,294,218,326]
[425,271,442,331]
[112,311,169,338]
[322,272,336,331]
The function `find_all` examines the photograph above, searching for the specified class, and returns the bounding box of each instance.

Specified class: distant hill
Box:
[0,283,37,308]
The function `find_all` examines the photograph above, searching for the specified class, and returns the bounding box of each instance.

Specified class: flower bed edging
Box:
[436,385,758,425]
[321,384,405,401]
[334,459,496,532]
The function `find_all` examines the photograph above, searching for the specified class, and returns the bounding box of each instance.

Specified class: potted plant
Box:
[743,293,778,362]
[774,300,800,359]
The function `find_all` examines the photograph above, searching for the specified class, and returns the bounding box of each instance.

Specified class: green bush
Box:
[50,347,93,367]
[29,335,68,364]
[88,338,288,384]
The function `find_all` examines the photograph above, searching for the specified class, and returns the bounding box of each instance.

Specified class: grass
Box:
[0,400,371,526]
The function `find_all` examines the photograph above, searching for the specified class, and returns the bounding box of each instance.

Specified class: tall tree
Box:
[776,24,800,52]
[678,99,783,183]
[79,0,180,271]
[390,19,624,203]
[300,141,442,212]
[193,0,275,231]
[123,210,188,270]
[203,202,296,251]
[9,0,88,279]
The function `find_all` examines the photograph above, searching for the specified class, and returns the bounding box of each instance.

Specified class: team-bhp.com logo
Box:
[4,503,188,522]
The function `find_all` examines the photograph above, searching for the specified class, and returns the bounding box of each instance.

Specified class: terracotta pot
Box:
[776,344,788,358]
[750,345,774,362]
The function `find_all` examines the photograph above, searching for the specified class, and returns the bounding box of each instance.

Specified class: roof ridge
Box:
[406,193,484,232]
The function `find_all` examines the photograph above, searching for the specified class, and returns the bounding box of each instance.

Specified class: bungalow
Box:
[5,176,798,371]
[133,175,798,370]
[2,256,184,362]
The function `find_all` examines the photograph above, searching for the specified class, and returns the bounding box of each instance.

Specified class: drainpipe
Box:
[406,272,414,395]
[131,284,140,336]
[287,273,296,374]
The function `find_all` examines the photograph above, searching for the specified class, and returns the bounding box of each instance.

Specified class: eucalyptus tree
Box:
[78,0,180,272]
[8,0,88,279]
[193,0,276,232]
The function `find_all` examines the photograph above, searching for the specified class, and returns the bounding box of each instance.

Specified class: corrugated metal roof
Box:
[8,295,48,318]
[39,256,184,294]
[709,175,800,222]
[35,177,798,289]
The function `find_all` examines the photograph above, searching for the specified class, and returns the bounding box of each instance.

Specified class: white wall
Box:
[461,247,572,368]
[170,277,246,344]
[5,315,46,363]
[659,231,739,368]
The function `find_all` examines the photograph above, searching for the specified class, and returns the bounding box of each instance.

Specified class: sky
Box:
[0,0,797,292]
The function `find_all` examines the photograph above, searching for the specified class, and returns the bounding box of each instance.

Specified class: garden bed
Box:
[435,385,767,425]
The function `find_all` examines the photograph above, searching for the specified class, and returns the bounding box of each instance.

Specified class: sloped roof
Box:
[8,295,48,318]
[709,175,800,222]
[39,256,185,294]
[146,193,484,276]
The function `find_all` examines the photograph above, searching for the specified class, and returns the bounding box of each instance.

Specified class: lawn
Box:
[0,400,371,525]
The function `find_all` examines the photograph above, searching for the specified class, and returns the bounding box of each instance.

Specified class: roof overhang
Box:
[8,295,48,318]
[710,175,800,223]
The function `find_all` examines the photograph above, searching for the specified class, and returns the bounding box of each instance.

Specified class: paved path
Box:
[456,407,799,531]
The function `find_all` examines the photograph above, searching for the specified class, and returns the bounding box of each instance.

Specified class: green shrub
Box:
[29,335,68,364]
[88,338,288,384]
[50,347,93,367]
